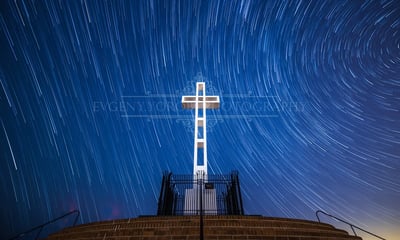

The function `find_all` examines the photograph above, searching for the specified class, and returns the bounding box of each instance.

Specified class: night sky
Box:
[0,0,399,239]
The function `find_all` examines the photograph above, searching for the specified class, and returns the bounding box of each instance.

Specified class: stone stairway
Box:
[46,215,362,240]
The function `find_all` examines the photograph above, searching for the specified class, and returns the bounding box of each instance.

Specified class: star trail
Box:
[0,0,399,239]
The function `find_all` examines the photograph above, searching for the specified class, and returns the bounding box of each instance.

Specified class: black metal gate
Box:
[157,171,244,216]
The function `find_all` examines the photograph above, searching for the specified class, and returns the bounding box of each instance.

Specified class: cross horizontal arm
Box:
[181,96,220,109]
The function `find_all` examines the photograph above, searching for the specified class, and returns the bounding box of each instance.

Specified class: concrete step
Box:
[46,215,362,240]
[55,216,335,231]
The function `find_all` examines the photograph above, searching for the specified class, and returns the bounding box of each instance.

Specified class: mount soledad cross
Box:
[181,82,220,178]
[182,82,220,215]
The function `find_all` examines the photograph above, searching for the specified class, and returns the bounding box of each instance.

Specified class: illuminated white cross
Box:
[182,82,220,178]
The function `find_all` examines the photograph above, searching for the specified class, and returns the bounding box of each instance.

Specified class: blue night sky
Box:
[0,1,399,239]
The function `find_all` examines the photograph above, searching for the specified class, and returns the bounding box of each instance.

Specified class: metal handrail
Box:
[9,209,80,240]
[316,210,385,240]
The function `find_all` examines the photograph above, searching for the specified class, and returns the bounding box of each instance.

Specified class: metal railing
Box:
[157,171,244,216]
[9,210,80,240]
[316,210,385,240]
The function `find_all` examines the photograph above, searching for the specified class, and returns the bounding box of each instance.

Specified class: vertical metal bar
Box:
[157,174,166,215]
[316,210,321,222]
[72,210,80,226]
[34,227,43,240]
[234,172,244,215]
[351,226,357,236]
[199,176,204,240]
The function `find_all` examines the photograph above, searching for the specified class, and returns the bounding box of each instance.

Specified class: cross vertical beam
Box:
[182,82,220,178]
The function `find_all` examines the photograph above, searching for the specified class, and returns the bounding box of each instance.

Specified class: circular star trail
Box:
[0,1,399,239]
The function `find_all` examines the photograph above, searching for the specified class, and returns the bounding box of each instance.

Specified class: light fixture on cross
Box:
[182,82,220,179]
